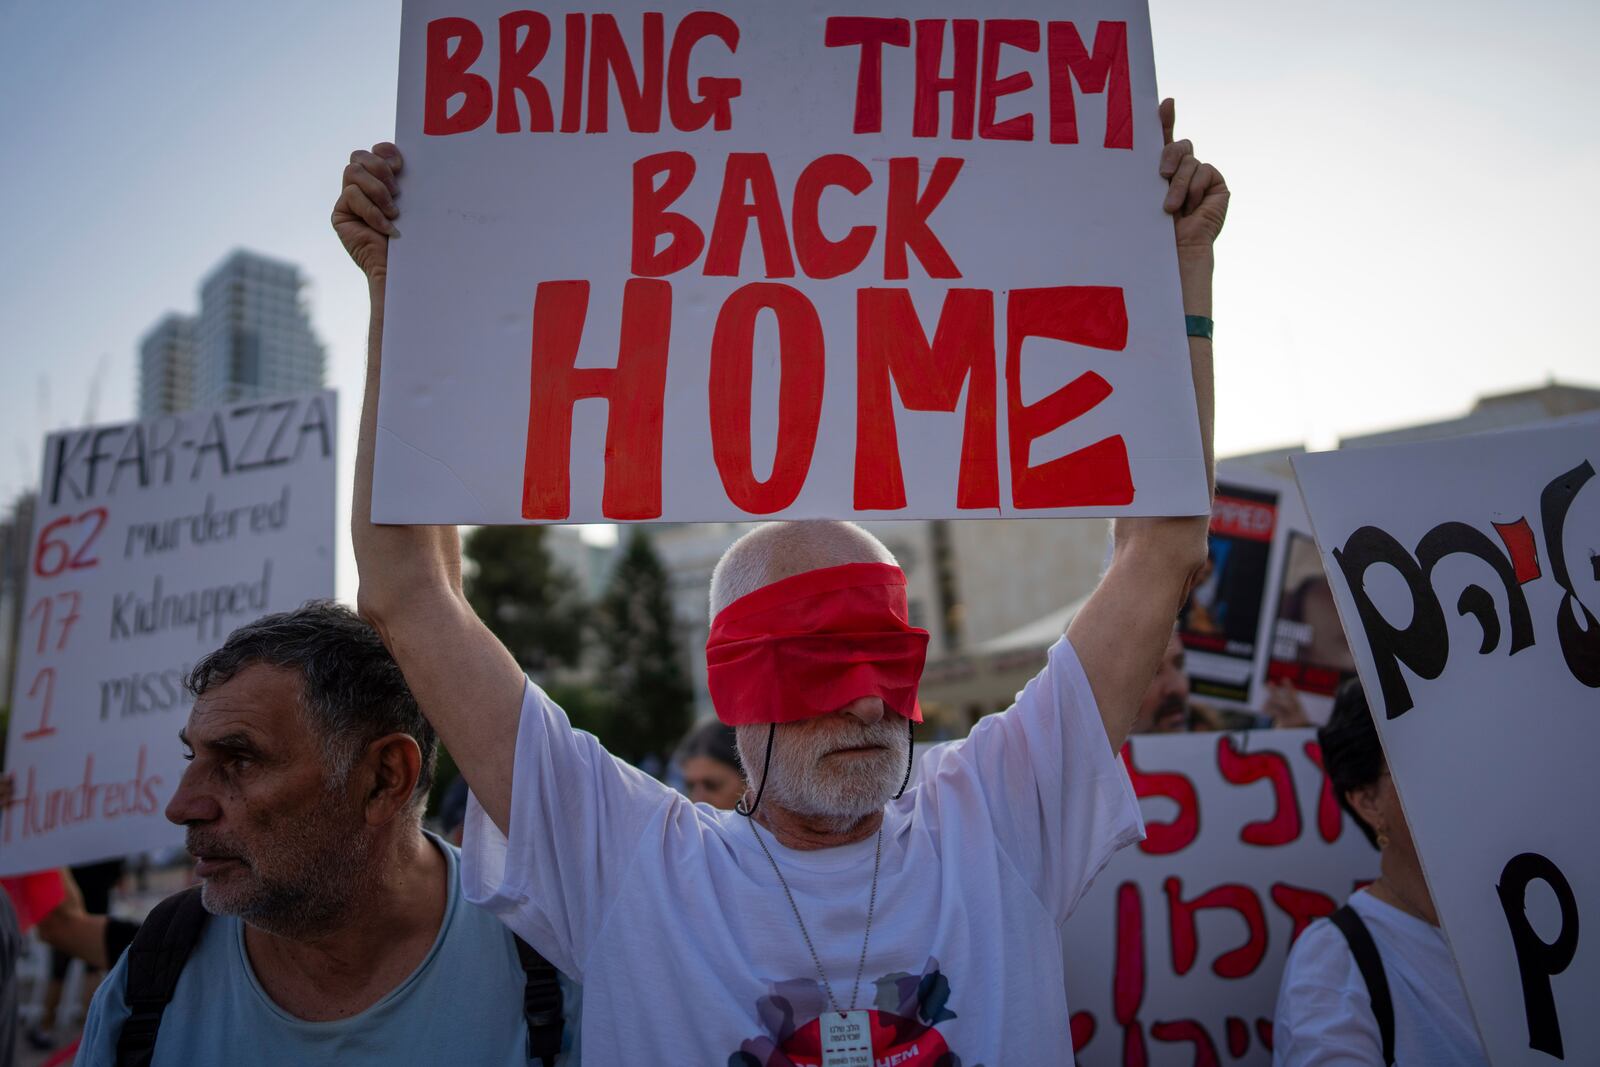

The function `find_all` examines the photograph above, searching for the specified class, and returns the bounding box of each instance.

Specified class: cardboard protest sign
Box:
[1063,729,1379,1064]
[1263,488,1354,723]
[1293,422,1599,1064]
[376,0,1209,524]
[1177,467,1290,708]
[0,393,336,876]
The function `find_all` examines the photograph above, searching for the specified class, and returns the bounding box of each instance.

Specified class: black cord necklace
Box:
[737,718,916,818]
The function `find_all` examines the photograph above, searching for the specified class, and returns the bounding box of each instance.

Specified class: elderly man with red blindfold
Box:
[338,97,1224,1064]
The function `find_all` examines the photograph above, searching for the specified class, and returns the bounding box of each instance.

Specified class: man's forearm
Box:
[1178,247,1215,496]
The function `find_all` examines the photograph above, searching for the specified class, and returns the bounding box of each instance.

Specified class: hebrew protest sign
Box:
[1294,421,1599,1064]
[1178,466,1290,708]
[375,0,1208,524]
[0,393,336,876]
[1063,728,1379,1064]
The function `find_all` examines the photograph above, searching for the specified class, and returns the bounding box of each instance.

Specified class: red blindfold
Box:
[706,562,929,726]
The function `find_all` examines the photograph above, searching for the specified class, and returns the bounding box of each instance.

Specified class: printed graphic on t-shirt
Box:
[728,960,978,1067]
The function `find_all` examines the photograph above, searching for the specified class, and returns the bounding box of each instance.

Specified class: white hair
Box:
[709,520,896,617]
[734,715,908,831]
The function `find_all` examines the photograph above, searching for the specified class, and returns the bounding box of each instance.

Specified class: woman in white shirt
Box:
[1272,680,1487,1066]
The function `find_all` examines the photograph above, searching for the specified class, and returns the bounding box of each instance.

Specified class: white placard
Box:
[0,393,337,876]
[1062,729,1378,1064]
[376,0,1208,524]
[1293,422,1599,1065]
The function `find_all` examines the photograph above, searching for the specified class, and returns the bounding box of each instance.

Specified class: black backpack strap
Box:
[1330,904,1395,1066]
[513,936,565,1067]
[116,886,208,1067]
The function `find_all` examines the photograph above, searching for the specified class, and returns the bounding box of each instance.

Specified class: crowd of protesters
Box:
[0,96,1487,1067]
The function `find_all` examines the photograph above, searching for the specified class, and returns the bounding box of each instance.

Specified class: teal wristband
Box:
[1185,314,1213,340]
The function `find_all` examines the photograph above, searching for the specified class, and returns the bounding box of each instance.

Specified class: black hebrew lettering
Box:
[1496,852,1580,1060]
[1540,461,1600,688]
[1333,458,1598,716]
[1332,526,1449,718]
[1415,522,1535,657]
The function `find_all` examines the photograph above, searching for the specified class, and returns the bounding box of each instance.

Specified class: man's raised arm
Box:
[1068,99,1228,752]
[336,142,526,832]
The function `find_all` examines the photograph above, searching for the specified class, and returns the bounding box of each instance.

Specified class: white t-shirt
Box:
[464,635,1142,1064]
[1273,888,1487,1066]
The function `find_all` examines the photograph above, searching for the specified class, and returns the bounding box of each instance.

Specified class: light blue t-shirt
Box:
[77,833,578,1066]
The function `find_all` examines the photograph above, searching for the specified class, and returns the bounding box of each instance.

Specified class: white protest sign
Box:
[0,393,336,876]
[1293,422,1599,1064]
[1063,729,1378,1064]
[1178,465,1291,709]
[376,0,1208,524]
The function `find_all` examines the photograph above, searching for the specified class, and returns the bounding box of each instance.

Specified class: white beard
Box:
[737,716,908,831]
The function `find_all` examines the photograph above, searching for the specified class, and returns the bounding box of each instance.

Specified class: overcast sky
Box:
[2,1,1596,592]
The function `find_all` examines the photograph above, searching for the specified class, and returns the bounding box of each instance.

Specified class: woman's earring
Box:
[1376,827,1391,850]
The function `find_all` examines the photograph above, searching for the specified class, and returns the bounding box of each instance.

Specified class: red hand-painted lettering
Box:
[1166,878,1269,979]
[853,288,997,511]
[1217,735,1301,847]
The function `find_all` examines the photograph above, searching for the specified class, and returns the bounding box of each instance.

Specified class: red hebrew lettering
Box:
[1121,744,1199,855]
[1114,882,1145,1025]
[709,284,825,513]
[1165,878,1268,979]
[1270,883,1337,943]
[632,152,704,276]
[667,12,741,131]
[792,155,876,279]
[424,18,492,135]
[1217,735,1301,847]
[587,14,664,133]
[824,17,911,134]
[1304,741,1344,843]
[853,288,998,511]
[1005,286,1133,508]
[884,157,964,280]
[496,11,554,132]
[1047,21,1132,148]
[1070,1012,1096,1054]
[522,280,670,520]
[979,20,1040,141]
[1150,1021,1219,1067]
[913,20,978,139]
[1492,517,1542,584]
[1123,1025,1149,1067]
[706,154,796,277]
[1256,1019,1274,1051]
[1226,1016,1249,1057]
[560,14,585,132]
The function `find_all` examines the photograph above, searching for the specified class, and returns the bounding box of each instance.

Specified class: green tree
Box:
[594,529,693,763]
[461,525,587,675]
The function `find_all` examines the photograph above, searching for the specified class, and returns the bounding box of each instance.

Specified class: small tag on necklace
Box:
[819,1010,873,1067]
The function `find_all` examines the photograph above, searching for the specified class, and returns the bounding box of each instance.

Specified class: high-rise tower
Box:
[195,250,325,408]
[137,312,197,418]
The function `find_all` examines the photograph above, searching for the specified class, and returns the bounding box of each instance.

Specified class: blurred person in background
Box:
[1,882,16,1067]
[0,777,140,1062]
[673,719,746,810]
[1129,628,1223,734]
[27,859,123,1051]
[1272,679,1486,1066]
